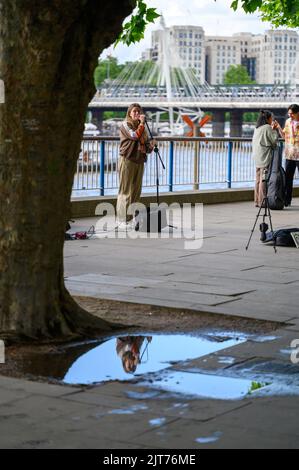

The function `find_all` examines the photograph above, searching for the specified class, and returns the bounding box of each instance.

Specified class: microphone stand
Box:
[144,118,165,205]
[143,117,176,230]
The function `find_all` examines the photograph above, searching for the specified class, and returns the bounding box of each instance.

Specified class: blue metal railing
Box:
[168,141,174,192]
[99,140,105,196]
[73,137,297,197]
[227,141,233,189]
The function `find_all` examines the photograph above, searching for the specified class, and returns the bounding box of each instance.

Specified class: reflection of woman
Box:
[252,110,279,207]
[116,103,155,229]
[116,336,152,374]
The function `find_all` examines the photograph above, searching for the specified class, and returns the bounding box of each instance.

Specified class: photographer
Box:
[252,110,279,207]
[116,103,156,229]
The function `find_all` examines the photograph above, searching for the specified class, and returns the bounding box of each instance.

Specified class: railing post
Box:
[168,141,174,192]
[100,140,105,196]
[227,141,233,189]
[193,125,200,190]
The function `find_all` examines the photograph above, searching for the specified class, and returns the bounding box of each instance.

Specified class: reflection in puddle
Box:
[62,333,246,385]
[141,371,255,400]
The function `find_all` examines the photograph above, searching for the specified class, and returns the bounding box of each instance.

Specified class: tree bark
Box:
[0,0,133,341]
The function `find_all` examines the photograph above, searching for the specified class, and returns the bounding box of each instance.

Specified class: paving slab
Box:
[133,396,299,449]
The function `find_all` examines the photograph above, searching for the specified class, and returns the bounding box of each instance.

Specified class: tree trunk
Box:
[0,0,133,341]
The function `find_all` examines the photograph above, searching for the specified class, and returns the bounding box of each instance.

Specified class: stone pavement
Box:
[1,199,299,449]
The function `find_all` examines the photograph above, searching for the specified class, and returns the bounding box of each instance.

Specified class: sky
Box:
[100,0,277,63]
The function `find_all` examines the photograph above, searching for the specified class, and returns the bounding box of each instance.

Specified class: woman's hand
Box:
[139,114,146,124]
[150,139,157,151]
[272,120,284,138]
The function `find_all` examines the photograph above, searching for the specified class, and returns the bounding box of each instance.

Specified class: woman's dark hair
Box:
[256,109,273,128]
[288,103,299,114]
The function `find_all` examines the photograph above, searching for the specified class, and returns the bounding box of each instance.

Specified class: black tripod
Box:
[246,177,277,253]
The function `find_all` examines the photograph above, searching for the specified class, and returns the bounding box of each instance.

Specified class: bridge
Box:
[89,83,297,136]
[90,83,299,110]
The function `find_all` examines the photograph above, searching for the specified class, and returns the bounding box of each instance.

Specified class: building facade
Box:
[145,25,299,85]
[250,30,298,84]
[205,36,241,84]
[148,24,206,84]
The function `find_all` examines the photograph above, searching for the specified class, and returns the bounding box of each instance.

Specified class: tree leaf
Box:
[115,1,160,46]
[146,8,160,22]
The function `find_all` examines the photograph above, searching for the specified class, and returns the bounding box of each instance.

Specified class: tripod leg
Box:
[264,198,277,253]
[245,204,264,250]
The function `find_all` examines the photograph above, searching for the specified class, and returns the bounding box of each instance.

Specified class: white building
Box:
[150,24,206,84]
[251,30,299,84]
[205,36,241,84]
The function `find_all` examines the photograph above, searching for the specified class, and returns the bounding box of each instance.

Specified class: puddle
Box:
[280,349,293,356]
[62,333,246,385]
[149,417,167,426]
[108,404,148,415]
[250,335,279,343]
[140,370,256,400]
[17,329,299,400]
[217,356,235,365]
[18,332,245,385]
[126,390,161,400]
[196,432,222,444]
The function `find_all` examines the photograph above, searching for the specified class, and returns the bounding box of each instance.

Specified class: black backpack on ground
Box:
[263,227,299,246]
[266,145,286,210]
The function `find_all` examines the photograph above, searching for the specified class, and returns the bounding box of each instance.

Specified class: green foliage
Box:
[230,0,299,27]
[230,0,263,13]
[244,111,258,122]
[224,65,255,85]
[103,111,126,120]
[115,0,160,47]
[94,57,125,88]
[248,381,269,394]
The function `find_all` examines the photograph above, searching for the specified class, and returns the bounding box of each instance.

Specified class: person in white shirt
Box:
[275,104,299,206]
